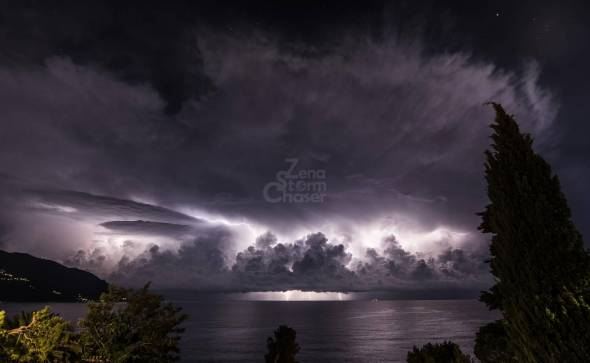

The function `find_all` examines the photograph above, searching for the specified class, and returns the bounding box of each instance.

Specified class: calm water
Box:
[0,299,498,362]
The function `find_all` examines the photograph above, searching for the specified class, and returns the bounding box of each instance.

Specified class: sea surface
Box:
[1,298,498,362]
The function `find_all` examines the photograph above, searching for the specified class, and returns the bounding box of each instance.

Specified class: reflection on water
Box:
[0,298,499,362]
[239,290,352,301]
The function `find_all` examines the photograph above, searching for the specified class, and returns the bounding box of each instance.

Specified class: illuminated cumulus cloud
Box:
[231,232,355,291]
[353,235,487,287]
[110,234,234,290]
[228,232,487,292]
[97,229,487,293]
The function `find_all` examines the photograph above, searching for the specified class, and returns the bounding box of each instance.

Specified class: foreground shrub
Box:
[0,307,80,362]
[473,320,516,363]
[1,283,186,362]
[407,341,472,363]
[79,283,186,362]
[265,325,300,363]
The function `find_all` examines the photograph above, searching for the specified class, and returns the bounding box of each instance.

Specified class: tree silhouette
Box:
[407,341,473,363]
[79,283,187,362]
[476,103,590,362]
[265,325,300,363]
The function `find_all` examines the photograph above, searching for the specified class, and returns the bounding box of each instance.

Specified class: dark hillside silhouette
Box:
[0,249,107,301]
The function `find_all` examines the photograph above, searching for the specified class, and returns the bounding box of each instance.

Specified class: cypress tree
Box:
[477,103,590,362]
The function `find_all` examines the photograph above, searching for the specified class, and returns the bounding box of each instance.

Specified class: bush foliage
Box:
[265,325,300,363]
[406,341,473,363]
[0,284,186,363]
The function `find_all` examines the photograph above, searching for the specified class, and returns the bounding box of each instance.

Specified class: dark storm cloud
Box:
[111,233,234,290]
[0,7,564,293]
[167,35,556,237]
[106,231,488,291]
[232,232,355,291]
[0,1,214,114]
[354,235,487,285]
[65,248,108,274]
[0,37,556,232]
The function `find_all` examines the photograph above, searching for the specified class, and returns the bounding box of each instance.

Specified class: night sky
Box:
[1,1,589,295]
